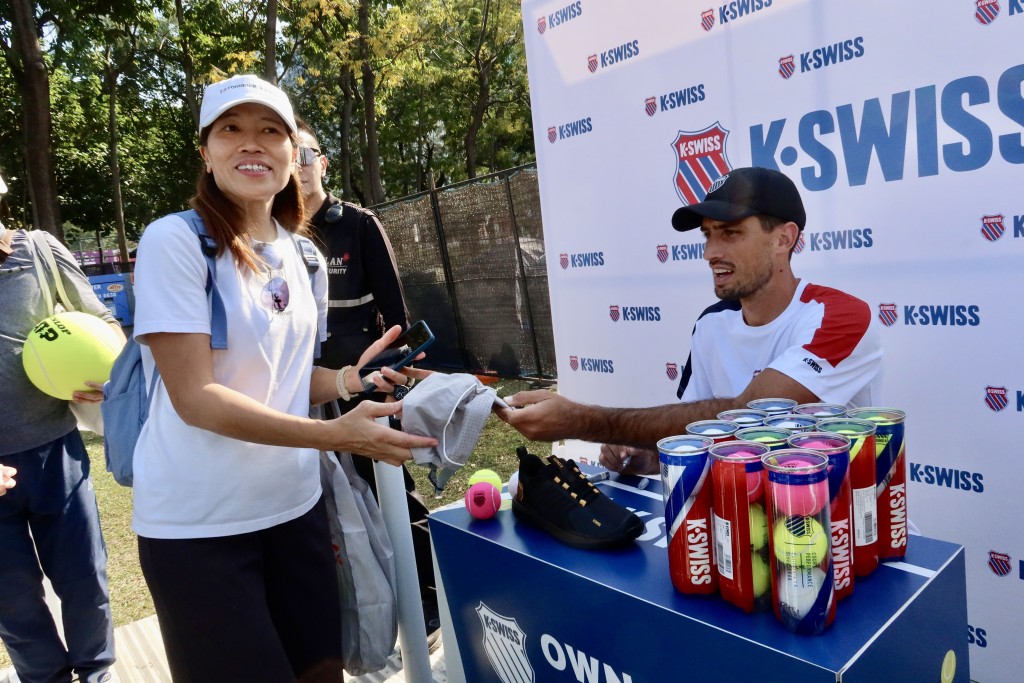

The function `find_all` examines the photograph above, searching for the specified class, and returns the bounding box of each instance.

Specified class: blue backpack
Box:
[102,210,321,486]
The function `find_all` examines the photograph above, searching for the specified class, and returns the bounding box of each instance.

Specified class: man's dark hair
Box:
[294,115,317,142]
[757,213,800,260]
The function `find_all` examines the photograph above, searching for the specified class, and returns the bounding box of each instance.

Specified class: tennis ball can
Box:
[762,449,835,634]
[658,435,717,595]
[847,408,908,561]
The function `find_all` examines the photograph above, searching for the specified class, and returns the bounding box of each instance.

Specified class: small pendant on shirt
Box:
[253,242,290,313]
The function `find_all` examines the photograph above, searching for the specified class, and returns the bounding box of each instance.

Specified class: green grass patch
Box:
[0,378,552,670]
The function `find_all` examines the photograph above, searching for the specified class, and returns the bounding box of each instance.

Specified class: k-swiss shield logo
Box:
[985,386,1008,412]
[537,16,547,34]
[569,355,579,371]
[989,551,1012,576]
[701,9,715,31]
[672,122,731,206]
[609,305,620,321]
[559,253,569,269]
[657,244,669,262]
[980,214,1004,242]
[476,603,534,683]
[779,55,796,79]
[666,362,678,380]
[588,54,598,73]
[645,97,657,117]
[878,303,898,327]
[547,127,557,143]
[975,0,999,24]
[793,232,806,254]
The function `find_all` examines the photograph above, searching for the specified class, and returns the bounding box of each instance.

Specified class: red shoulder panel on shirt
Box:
[799,283,872,367]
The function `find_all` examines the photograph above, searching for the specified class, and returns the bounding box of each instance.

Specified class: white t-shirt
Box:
[678,280,883,408]
[131,214,328,539]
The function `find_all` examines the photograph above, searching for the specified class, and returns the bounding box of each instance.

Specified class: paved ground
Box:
[0,615,447,683]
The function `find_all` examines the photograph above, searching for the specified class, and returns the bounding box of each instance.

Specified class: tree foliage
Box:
[0,0,534,246]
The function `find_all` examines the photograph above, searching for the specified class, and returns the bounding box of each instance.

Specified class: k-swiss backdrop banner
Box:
[523,0,1023,680]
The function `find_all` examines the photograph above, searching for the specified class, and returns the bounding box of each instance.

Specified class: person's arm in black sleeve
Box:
[361,211,410,330]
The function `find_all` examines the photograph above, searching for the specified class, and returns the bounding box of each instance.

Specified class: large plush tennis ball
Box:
[773,515,828,568]
[22,311,121,400]
[468,468,503,491]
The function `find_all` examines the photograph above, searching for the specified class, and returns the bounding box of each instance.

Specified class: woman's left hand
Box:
[353,326,433,397]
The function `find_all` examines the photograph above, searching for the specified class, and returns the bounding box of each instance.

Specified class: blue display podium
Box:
[430,469,968,683]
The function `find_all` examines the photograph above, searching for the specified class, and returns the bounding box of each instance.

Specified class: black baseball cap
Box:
[671,166,806,232]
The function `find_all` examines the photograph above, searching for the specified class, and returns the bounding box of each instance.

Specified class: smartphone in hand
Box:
[358,321,435,393]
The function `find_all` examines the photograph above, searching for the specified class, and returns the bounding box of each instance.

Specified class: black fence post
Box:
[504,171,545,378]
[429,185,474,373]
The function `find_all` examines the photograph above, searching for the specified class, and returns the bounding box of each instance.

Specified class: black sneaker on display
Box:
[511,447,643,549]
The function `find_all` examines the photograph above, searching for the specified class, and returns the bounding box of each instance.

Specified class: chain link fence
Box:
[373,164,555,380]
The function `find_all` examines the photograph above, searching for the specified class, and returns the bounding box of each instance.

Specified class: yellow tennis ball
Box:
[751,551,770,598]
[773,515,828,568]
[22,311,121,400]
[749,503,768,551]
[468,468,503,491]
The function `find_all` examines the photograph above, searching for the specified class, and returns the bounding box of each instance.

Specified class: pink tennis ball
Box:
[465,482,501,520]
[794,439,834,450]
[771,459,827,516]
[747,469,764,503]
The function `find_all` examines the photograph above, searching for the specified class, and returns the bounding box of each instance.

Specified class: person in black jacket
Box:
[296,117,440,638]
[295,125,409,366]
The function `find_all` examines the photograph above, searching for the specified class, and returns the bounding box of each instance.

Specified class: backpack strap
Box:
[174,210,228,350]
[292,235,322,360]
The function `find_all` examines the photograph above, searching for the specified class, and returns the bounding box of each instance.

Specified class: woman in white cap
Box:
[130,74,435,682]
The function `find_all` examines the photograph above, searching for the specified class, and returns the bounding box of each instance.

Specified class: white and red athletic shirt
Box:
[677,280,883,408]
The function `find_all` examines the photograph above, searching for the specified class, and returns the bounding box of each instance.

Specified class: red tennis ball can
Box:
[816,418,880,577]
[658,435,718,595]
[710,441,772,613]
[846,408,907,561]
[464,482,501,520]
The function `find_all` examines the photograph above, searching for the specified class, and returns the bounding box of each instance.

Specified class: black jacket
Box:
[309,194,409,368]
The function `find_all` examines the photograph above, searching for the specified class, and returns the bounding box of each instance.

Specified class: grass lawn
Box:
[0,378,552,670]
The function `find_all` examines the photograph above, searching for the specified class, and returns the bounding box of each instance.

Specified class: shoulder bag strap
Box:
[291,234,322,359]
[174,210,228,349]
[27,231,56,315]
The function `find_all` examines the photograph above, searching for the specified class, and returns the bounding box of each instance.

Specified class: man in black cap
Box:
[499,166,883,474]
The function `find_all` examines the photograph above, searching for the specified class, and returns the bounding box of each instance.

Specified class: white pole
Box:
[373,424,432,683]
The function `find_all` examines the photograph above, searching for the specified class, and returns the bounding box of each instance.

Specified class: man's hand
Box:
[599,444,659,475]
[495,389,580,442]
[0,465,17,495]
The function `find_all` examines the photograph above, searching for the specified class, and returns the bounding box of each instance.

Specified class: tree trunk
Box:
[464,65,490,179]
[338,69,355,200]
[358,0,385,205]
[9,0,63,240]
[106,65,129,267]
[175,0,200,128]
[264,0,278,83]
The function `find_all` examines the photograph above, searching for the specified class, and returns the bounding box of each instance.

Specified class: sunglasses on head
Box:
[297,146,322,166]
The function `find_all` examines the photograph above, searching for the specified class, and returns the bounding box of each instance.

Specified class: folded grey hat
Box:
[400,373,508,494]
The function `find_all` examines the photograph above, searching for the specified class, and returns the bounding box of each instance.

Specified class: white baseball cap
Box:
[198,74,297,134]
[0,174,7,195]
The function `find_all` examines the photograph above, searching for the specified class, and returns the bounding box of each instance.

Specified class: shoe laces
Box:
[546,454,602,506]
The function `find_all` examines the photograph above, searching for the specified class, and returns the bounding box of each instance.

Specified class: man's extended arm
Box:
[499,367,818,448]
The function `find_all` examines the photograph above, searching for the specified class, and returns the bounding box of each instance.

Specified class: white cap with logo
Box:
[198,74,297,134]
